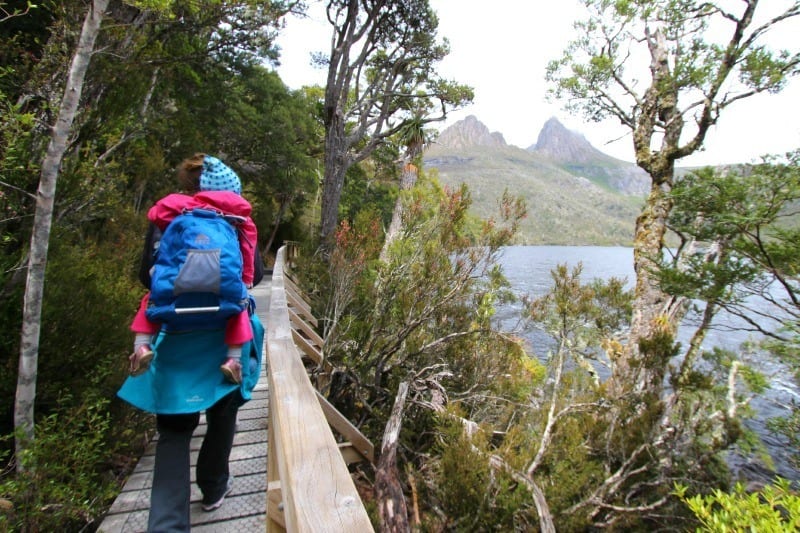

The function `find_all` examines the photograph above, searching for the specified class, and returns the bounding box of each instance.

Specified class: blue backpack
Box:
[146,208,248,330]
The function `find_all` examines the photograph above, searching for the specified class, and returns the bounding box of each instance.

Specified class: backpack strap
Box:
[252,246,265,286]
[138,223,162,288]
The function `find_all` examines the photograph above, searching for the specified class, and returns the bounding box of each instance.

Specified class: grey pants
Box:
[147,390,242,532]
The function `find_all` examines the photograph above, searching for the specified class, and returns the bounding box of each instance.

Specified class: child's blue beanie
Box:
[200,155,241,195]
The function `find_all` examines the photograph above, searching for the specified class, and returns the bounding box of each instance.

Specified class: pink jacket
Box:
[147,191,258,285]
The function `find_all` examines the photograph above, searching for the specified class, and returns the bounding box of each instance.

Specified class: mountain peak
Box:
[428,115,649,196]
[434,115,508,150]
[528,117,606,164]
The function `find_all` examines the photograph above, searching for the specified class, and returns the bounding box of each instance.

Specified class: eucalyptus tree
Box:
[547,0,800,398]
[317,0,473,243]
[15,0,110,466]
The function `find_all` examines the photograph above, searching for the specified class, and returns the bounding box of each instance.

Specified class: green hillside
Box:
[424,144,644,246]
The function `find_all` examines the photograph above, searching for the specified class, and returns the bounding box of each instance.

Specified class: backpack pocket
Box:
[174,249,222,295]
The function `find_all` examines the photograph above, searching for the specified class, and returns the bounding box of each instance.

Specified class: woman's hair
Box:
[176,153,206,192]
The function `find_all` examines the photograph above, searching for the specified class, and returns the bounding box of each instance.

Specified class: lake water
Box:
[494,245,799,483]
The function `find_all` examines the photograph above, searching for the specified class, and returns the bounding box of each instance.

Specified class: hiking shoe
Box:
[220,358,242,384]
[129,345,153,376]
[202,477,234,512]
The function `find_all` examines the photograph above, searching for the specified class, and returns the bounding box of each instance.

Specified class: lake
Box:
[494,245,799,484]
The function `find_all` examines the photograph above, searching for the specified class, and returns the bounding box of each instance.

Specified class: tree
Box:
[539,2,800,524]
[547,0,800,397]
[0,1,36,23]
[220,65,322,254]
[14,0,109,465]
[380,113,432,261]
[664,152,800,468]
[663,154,800,345]
[0,0,319,521]
[317,0,472,243]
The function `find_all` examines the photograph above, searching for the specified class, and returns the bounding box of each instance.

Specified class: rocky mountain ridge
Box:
[422,115,648,245]
[434,115,508,149]
[431,115,650,196]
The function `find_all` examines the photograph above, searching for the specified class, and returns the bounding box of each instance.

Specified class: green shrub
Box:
[0,393,120,532]
[675,478,800,532]
[36,223,143,410]
[431,417,533,532]
[1,211,155,531]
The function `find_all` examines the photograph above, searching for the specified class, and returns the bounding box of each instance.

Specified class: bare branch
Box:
[0,2,34,23]
[0,180,37,200]
[527,339,566,477]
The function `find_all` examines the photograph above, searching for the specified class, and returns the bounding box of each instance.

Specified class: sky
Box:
[274,1,800,166]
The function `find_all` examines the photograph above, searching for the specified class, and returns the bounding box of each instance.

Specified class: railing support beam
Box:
[265,246,374,532]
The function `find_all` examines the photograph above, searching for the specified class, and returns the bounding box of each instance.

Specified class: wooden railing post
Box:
[266,246,374,532]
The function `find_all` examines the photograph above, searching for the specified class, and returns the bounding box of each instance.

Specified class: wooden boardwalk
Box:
[98,281,272,532]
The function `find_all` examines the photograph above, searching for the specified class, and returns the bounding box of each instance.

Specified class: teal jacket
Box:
[118,313,264,414]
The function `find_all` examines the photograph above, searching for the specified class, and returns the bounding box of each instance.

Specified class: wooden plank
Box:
[283,275,309,304]
[286,287,318,328]
[289,308,324,349]
[283,240,300,264]
[267,247,374,532]
[291,328,326,368]
[284,267,300,284]
[338,444,365,466]
[267,481,286,530]
[267,397,282,533]
[285,282,311,312]
[284,270,299,288]
[315,390,375,464]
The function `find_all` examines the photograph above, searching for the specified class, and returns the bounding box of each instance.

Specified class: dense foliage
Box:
[295,174,539,529]
[300,158,798,529]
[676,478,800,532]
[315,156,800,530]
[0,1,320,529]
[540,1,800,526]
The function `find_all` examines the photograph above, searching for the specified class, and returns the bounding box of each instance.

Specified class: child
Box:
[129,154,257,384]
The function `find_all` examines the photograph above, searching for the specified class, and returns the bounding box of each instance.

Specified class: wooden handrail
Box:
[266,245,374,532]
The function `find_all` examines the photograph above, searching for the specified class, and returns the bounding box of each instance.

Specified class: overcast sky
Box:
[275,1,800,166]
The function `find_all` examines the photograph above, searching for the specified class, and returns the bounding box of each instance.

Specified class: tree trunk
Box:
[380,162,418,262]
[14,0,109,465]
[375,380,411,533]
[264,193,293,256]
[319,114,351,243]
[610,165,674,397]
[609,27,682,400]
